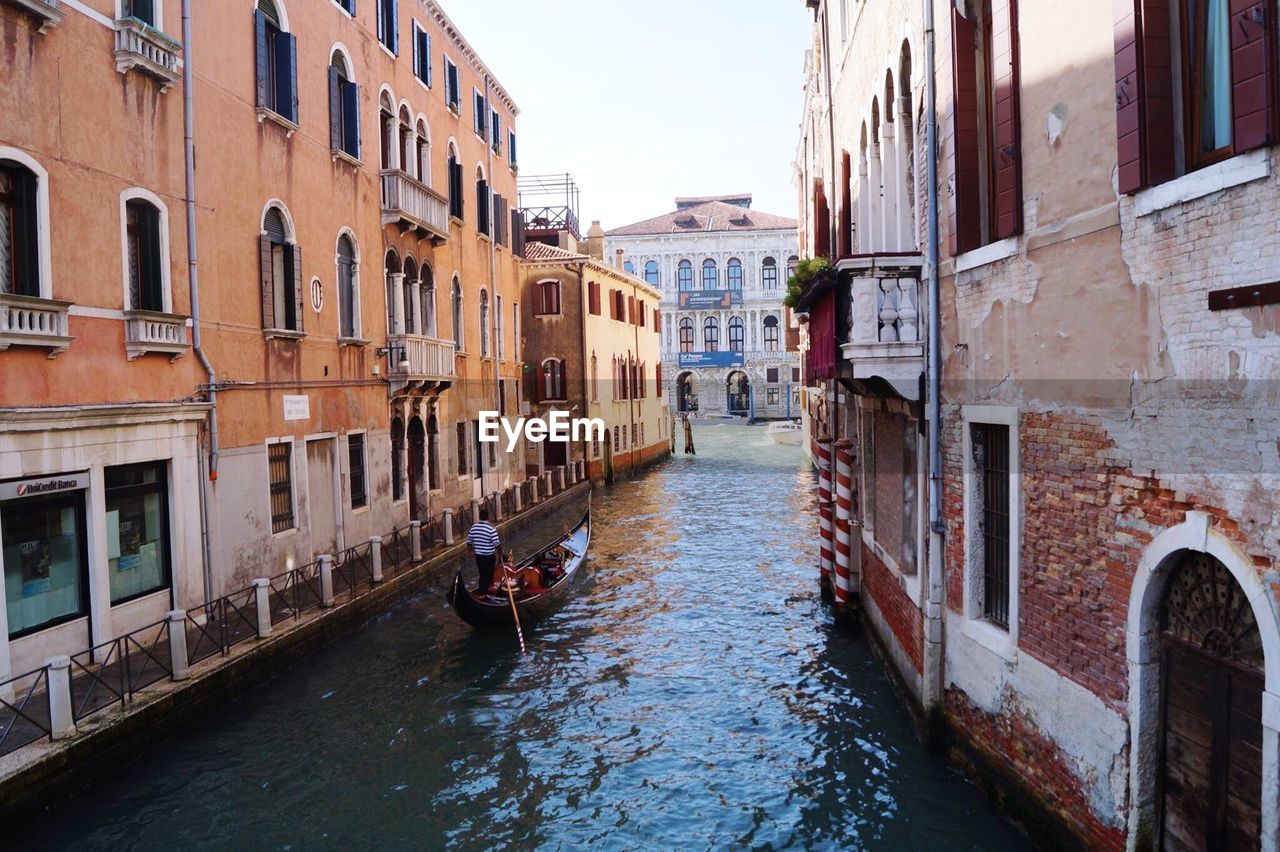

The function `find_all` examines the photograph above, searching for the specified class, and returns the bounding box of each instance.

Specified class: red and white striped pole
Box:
[833,439,855,610]
[815,437,835,598]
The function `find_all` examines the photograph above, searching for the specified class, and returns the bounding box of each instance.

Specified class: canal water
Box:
[26,424,1029,851]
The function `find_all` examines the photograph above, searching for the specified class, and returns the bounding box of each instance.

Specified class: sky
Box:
[443,0,812,231]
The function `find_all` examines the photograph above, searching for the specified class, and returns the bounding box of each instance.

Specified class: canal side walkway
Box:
[0,477,592,827]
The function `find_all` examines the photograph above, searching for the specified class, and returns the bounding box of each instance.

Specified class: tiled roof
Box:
[521,241,588,262]
[606,200,798,237]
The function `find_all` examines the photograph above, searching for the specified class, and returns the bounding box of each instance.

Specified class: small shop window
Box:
[348,433,367,509]
[105,462,171,604]
[2,487,88,638]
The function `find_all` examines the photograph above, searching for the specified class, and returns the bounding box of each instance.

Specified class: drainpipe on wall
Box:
[577,260,590,479]
[485,76,498,495]
[923,0,946,717]
[820,2,841,444]
[182,0,216,603]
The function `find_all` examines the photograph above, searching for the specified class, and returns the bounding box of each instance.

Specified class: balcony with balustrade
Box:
[124,310,189,361]
[380,171,449,244]
[0,293,73,357]
[838,253,925,400]
[113,16,182,91]
[6,0,64,32]
[385,334,456,393]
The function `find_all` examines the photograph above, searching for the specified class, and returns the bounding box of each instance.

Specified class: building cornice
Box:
[424,0,519,116]
[0,402,211,432]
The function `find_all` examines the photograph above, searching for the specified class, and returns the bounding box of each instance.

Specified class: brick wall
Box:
[860,542,924,675]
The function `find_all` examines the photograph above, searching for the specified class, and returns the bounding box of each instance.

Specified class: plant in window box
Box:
[783,257,833,309]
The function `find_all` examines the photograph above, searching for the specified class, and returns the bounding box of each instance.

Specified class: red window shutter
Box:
[1231,0,1275,154]
[989,0,1022,239]
[950,6,981,255]
[1114,1,1144,192]
[1115,0,1175,194]
[259,236,274,329]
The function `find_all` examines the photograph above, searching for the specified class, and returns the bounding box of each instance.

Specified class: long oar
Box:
[501,560,526,654]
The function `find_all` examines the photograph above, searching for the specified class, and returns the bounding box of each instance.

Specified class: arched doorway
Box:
[1158,551,1265,850]
[726,371,750,415]
[407,416,425,520]
[390,417,405,504]
[677,372,697,413]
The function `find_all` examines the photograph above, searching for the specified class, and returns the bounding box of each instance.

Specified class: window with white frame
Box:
[336,233,359,338]
[254,0,298,124]
[961,407,1020,642]
[412,21,431,86]
[260,204,302,333]
[0,158,42,298]
[267,440,295,533]
[123,194,168,313]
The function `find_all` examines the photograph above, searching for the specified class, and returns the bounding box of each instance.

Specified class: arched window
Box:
[379,91,396,171]
[421,262,435,336]
[384,249,401,334]
[761,257,778,290]
[535,279,561,315]
[0,160,41,298]
[446,143,463,220]
[701,259,718,289]
[451,276,463,349]
[763,315,780,352]
[479,289,490,357]
[254,1,297,124]
[728,317,745,353]
[678,317,694,353]
[644,261,660,287]
[703,316,719,352]
[677,259,693,291]
[402,257,418,334]
[415,119,430,186]
[337,233,358,338]
[623,260,635,275]
[540,358,565,401]
[475,165,490,236]
[124,197,165,312]
[261,204,301,332]
[726,258,743,290]
[590,352,598,400]
[329,51,360,159]
[787,255,799,281]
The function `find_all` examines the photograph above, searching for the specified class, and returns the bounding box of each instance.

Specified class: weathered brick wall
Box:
[861,542,924,674]
[945,688,1127,852]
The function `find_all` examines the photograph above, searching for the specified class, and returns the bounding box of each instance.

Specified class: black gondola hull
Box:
[447,511,590,629]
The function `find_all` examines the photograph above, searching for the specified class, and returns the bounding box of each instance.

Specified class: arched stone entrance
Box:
[726,370,750,415]
[407,416,425,520]
[1127,513,1280,850]
[677,371,697,413]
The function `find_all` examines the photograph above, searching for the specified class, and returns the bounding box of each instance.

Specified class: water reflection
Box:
[23,424,1028,851]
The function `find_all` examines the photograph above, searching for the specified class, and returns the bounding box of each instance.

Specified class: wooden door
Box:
[1159,554,1265,851]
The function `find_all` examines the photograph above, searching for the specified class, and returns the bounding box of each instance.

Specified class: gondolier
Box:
[466,509,502,595]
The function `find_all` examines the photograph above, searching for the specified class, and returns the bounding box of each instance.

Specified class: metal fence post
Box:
[442,509,454,545]
[253,579,273,638]
[370,536,384,583]
[167,610,190,680]
[46,656,76,740]
[319,554,335,607]
[410,520,422,562]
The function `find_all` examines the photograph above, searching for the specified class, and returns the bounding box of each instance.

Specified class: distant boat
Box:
[447,511,591,629]
[768,420,803,446]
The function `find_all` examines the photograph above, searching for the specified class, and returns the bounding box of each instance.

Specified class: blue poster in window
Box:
[678,352,745,369]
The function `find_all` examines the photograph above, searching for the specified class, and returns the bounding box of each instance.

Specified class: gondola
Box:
[447,510,591,629]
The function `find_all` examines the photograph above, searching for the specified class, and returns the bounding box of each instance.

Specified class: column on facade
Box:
[869,141,884,252]
[87,465,113,661]
[389,272,406,336]
[858,153,872,254]
[409,277,422,337]
[880,121,901,253]
[895,97,915,250]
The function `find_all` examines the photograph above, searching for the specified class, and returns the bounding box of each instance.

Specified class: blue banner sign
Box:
[679,290,743,309]
[679,351,745,368]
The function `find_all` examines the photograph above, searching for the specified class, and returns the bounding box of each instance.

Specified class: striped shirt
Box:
[466,522,501,555]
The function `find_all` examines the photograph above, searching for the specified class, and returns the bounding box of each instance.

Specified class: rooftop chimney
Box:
[585,220,605,261]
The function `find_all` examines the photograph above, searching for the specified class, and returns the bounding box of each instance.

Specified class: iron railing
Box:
[0,666,52,758]
[333,541,375,601]
[70,619,172,724]
[268,561,325,623]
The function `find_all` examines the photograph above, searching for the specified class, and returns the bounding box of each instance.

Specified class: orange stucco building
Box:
[0,0,526,680]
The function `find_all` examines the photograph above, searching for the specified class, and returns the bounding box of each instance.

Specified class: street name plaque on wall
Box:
[283,395,311,421]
